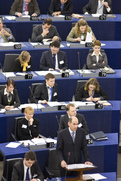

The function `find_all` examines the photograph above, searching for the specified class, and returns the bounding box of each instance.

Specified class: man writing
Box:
[31,18,61,42]
[33,73,58,104]
[83,0,112,14]
[10,0,40,17]
[56,116,92,176]
[58,103,89,135]
[11,151,44,181]
[40,40,68,71]
[48,0,73,16]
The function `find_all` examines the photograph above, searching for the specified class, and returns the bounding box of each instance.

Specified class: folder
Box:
[90,131,108,141]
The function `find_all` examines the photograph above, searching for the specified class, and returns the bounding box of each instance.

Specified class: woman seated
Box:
[66,19,96,42]
[75,78,108,102]
[13,51,32,72]
[86,40,108,69]
[0,79,20,110]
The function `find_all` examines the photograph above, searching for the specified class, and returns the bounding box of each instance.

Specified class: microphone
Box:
[55,115,59,126]
[39,134,54,148]
[29,86,39,111]
[65,152,71,178]
[77,52,81,76]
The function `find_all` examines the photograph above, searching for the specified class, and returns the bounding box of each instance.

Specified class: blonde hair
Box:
[19,51,30,67]
[75,19,90,36]
[84,78,99,91]
[24,106,34,114]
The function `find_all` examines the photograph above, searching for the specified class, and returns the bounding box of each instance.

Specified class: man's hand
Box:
[5,106,14,110]
[53,11,61,16]
[30,179,38,181]
[0,29,10,37]
[41,100,48,104]
[16,12,23,17]
[103,2,109,8]
[31,13,36,16]
[85,161,93,165]
[42,29,49,37]
[52,36,59,41]
[75,37,81,42]
[61,160,67,168]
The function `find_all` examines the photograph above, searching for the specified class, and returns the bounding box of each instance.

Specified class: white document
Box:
[46,138,57,144]
[31,138,46,145]
[35,70,61,76]
[69,101,95,108]
[0,42,20,46]
[30,42,42,46]
[19,103,45,110]
[0,109,5,113]
[4,16,16,20]
[92,14,101,17]
[2,72,15,78]
[19,140,35,146]
[67,163,95,170]
[101,43,106,46]
[89,173,107,180]
[47,101,62,107]
[6,142,21,148]
[85,32,92,42]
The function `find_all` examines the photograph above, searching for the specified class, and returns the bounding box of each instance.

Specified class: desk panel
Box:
[0,133,118,173]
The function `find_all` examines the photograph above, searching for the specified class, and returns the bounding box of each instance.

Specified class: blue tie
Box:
[26,167,30,181]
[53,54,56,69]
[50,87,53,101]
[60,3,64,11]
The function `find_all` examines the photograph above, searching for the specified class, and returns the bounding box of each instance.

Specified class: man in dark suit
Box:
[10,0,40,16]
[33,73,58,104]
[0,18,15,42]
[48,0,73,16]
[57,116,92,176]
[40,41,68,71]
[11,151,44,181]
[58,103,89,135]
[83,0,112,14]
[31,18,61,42]
[18,106,39,140]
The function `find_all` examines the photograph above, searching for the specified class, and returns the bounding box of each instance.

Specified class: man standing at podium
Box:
[57,116,92,176]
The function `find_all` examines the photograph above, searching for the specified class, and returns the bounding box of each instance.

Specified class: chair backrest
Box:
[11,116,24,141]
[28,83,42,103]
[72,22,76,28]
[30,24,39,41]
[2,158,23,181]
[0,85,6,91]
[3,54,19,72]
[75,80,88,94]
[45,148,60,178]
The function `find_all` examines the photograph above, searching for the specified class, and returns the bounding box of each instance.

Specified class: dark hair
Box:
[0,18,3,24]
[43,18,52,25]
[93,40,101,47]
[45,73,55,80]
[66,103,75,111]
[50,40,60,48]
[6,79,15,88]
[24,151,36,161]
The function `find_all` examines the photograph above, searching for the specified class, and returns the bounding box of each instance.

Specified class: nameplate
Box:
[77,104,95,110]
[34,45,49,49]
[85,42,93,47]
[82,72,99,77]
[15,17,30,21]
[99,14,107,20]
[9,76,25,80]
[25,74,33,79]
[41,106,58,112]
[5,109,21,115]
[30,16,39,21]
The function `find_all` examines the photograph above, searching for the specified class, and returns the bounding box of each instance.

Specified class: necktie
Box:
[26,167,29,180]
[60,3,64,11]
[53,54,56,69]
[50,87,53,101]
[23,61,28,71]
[71,132,75,142]
[25,3,28,11]
[97,1,103,14]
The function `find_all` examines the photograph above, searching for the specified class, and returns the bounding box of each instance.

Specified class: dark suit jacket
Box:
[18,118,39,140]
[83,0,112,14]
[0,89,20,108]
[40,50,68,70]
[56,127,90,165]
[48,0,73,15]
[86,49,108,69]
[1,28,15,42]
[11,159,44,181]
[33,82,58,102]
[58,114,89,135]
[75,85,108,101]
[31,24,61,42]
[12,57,32,72]
[10,0,40,16]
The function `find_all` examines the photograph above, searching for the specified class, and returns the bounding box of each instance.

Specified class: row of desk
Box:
[1,14,121,41]
[0,41,121,69]
[0,101,120,143]
[0,70,121,103]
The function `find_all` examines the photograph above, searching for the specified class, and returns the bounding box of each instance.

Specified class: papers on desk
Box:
[2,72,15,78]
[6,142,21,148]
[0,42,20,46]
[67,163,95,170]
[0,109,6,113]
[30,42,42,46]
[19,140,35,146]
[92,14,101,17]
[47,102,67,107]
[88,173,106,180]
[19,103,45,110]
[31,138,57,145]
[70,101,95,108]
[35,70,61,76]
[4,16,16,20]
[98,100,111,106]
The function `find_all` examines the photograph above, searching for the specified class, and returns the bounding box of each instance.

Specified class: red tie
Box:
[25,4,28,11]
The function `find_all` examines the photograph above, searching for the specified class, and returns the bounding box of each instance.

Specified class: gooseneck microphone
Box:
[65,152,71,178]
[29,86,39,111]
[77,52,81,76]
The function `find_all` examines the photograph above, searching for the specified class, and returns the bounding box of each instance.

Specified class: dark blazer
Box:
[75,85,108,101]
[56,127,90,166]
[86,49,108,69]
[10,0,40,16]
[11,159,44,181]
[18,118,39,140]
[48,0,73,15]
[0,89,20,108]
[40,50,68,70]
[83,0,112,14]
[1,28,15,42]
[12,57,32,72]
[58,114,89,135]
[31,24,61,42]
[33,82,58,102]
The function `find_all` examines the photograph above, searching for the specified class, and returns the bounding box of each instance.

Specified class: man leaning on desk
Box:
[83,0,112,14]
[11,151,44,181]
[31,18,61,42]
[0,18,15,43]
[10,0,40,17]
[48,0,73,16]
[40,40,68,71]
[33,73,58,104]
